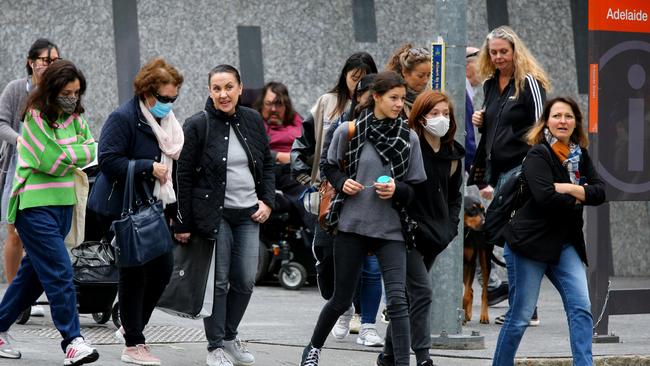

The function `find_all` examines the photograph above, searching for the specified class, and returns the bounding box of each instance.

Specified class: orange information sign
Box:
[589,0,650,33]
[588,64,599,133]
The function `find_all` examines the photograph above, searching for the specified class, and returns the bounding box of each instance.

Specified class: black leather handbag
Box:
[111,160,173,267]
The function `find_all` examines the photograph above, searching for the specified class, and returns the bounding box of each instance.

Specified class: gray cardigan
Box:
[0,78,30,192]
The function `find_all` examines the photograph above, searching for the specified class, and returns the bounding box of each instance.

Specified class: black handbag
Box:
[157,235,216,318]
[111,160,174,267]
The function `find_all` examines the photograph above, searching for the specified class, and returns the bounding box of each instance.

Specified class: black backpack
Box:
[484,167,529,247]
[484,144,552,247]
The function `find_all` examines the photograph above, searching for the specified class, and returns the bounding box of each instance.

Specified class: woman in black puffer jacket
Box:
[173,65,274,366]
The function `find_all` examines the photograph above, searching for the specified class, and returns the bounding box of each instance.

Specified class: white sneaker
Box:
[206,348,233,366]
[0,332,21,359]
[349,313,361,334]
[114,326,125,342]
[30,305,45,317]
[330,305,354,340]
[63,337,99,365]
[223,338,254,366]
[356,324,384,347]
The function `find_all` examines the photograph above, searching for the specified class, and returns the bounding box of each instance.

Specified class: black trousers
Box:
[309,231,411,366]
[119,251,173,346]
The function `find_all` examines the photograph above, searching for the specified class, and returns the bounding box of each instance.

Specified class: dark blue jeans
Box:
[360,255,382,324]
[0,206,79,351]
[204,206,259,350]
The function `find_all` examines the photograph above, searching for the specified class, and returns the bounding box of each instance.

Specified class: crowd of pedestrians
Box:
[0,24,604,366]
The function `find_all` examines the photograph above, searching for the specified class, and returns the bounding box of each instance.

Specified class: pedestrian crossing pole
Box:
[428,0,484,350]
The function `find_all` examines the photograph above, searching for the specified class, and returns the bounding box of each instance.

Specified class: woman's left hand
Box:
[251,200,272,223]
[373,178,395,200]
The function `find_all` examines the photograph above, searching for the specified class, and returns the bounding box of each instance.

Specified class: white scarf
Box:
[139,100,184,205]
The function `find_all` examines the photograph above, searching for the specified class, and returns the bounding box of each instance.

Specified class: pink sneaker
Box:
[121,344,160,365]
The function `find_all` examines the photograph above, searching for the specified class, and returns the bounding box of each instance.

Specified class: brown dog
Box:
[462,196,492,324]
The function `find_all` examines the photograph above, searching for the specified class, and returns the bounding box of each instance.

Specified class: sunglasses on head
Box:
[154,92,178,104]
[409,47,429,58]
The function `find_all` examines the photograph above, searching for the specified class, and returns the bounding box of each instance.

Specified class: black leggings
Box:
[119,251,173,346]
[309,231,411,366]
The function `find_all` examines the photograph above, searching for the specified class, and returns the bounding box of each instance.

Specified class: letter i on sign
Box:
[628,64,646,172]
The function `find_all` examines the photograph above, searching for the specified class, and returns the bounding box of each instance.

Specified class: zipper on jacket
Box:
[233,122,259,182]
[175,159,183,224]
[486,82,513,161]
[107,180,116,202]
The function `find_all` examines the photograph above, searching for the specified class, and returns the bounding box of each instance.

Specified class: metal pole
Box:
[429,0,483,350]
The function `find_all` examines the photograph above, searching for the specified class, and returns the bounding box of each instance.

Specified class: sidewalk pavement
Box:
[1,276,649,365]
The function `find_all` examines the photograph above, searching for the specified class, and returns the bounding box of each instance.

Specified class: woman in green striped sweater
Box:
[0,60,99,366]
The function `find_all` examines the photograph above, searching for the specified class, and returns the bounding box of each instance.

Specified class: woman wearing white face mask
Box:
[376,90,463,366]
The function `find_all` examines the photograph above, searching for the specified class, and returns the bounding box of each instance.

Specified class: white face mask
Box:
[424,116,450,137]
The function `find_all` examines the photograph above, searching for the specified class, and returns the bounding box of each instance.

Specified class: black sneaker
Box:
[300,344,320,366]
[419,360,437,366]
[495,307,540,326]
[529,307,540,326]
[380,308,390,324]
[376,352,394,366]
[487,283,509,306]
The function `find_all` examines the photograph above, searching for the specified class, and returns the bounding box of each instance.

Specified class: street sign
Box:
[431,39,445,91]
[589,0,650,201]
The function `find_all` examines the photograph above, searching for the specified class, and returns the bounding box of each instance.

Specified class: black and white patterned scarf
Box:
[324,108,411,230]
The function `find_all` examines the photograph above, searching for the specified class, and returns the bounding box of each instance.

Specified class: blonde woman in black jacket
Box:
[492,97,605,366]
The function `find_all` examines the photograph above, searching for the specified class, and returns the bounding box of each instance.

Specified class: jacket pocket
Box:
[190,188,214,233]
[503,217,549,258]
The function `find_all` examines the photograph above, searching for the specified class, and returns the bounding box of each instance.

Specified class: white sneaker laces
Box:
[303,347,320,366]
[234,339,249,353]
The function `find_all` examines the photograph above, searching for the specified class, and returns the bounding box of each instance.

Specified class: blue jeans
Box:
[204,206,259,350]
[0,206,80,351]
[492,244,593,366]
[360,255,382,324]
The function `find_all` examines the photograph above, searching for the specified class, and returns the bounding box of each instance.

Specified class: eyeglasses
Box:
[466,51,479,58]
[34,56,60,65]
[154,92,178,104]
[263,100,284,108]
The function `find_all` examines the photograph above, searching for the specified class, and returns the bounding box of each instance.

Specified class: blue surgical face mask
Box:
[150,100,172,118]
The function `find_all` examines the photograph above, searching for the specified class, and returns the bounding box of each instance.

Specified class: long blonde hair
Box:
[478,26,551,98]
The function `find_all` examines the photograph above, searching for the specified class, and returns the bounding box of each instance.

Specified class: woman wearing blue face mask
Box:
[87,57,184,365]
[376,90,464,366]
